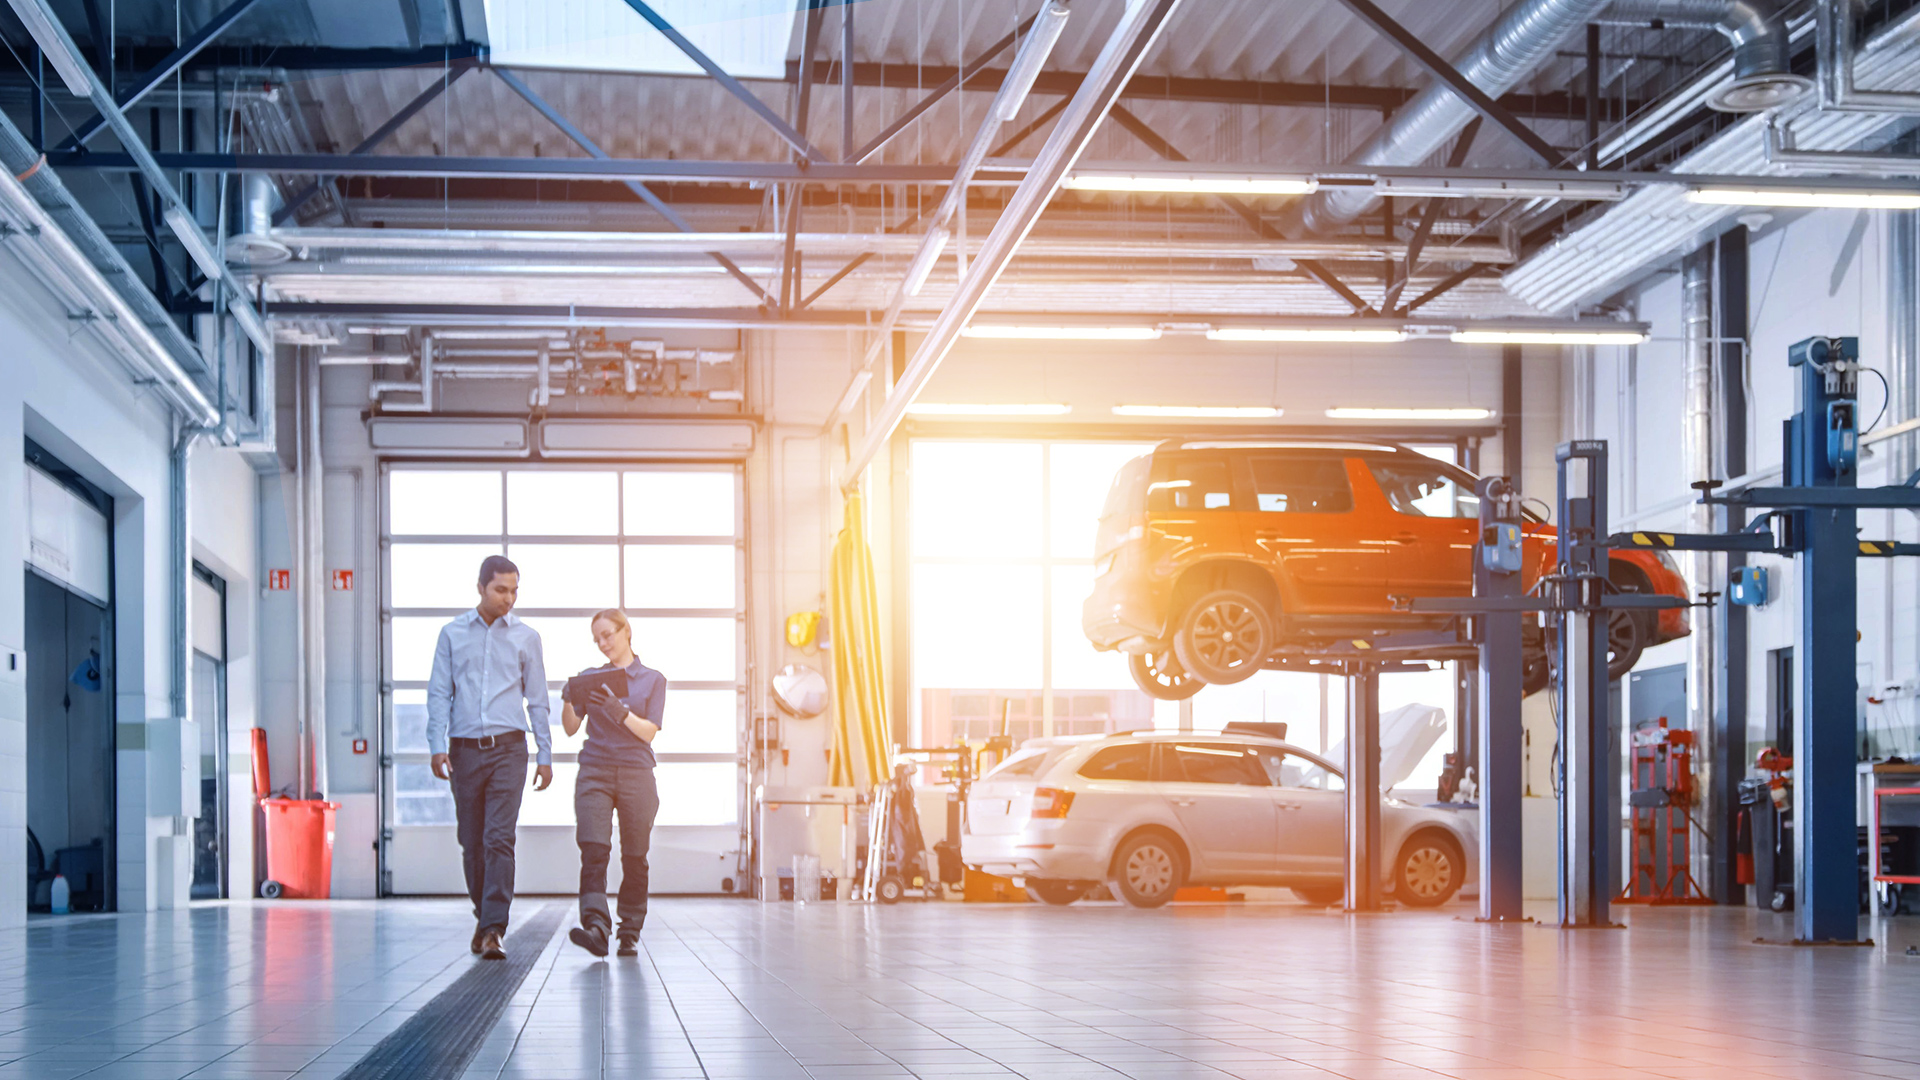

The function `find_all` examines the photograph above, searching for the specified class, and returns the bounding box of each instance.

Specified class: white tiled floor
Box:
[6,898,1920,1080]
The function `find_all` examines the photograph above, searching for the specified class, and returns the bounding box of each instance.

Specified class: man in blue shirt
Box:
[427,555,553,960]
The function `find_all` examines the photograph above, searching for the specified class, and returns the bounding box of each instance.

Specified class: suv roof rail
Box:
[1154,437,1408,453]
[1222,721,1289,741]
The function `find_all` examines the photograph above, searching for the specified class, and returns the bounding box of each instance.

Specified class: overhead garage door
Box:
[380,464,744,896]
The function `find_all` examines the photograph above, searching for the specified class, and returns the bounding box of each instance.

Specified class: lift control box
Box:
[1481,522,1523,573]
[1729,565,1769,607]
[1827,400,1858,475]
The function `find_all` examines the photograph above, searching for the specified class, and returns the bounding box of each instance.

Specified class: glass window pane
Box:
[1050,565,1136,692]
[912,442,1043,558]
[391,470,501,536]
[913,563,1041,689]
[1149,456,1234,512]
[1050,443,1155,558]
[655,762,739,826]
[390,617,450,683]
[517,616,608,681]
[506,543,620,610]
[393,689,429,753]
[547,690,587,755]
[517,763,579,825]
[625,545,736,609]
[656,689,738,754]
[390,544,502,609]
[630,617,736,683]
[1368,460,1475,519]
[1250,455,1354,514]
[394,762,456,825]
[1190,671,1330,752]
[624,472,734,536]
[507,471,618,536]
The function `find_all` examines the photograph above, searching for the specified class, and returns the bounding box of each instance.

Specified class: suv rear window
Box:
[1249,454,1352,513]
[1148,456,1234,512]
[1100,455,1151,519]
[1078,743,1152,781]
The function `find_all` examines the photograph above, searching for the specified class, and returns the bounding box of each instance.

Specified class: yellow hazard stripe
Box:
[1862,541,1897,555]
[1628,532,1677,548]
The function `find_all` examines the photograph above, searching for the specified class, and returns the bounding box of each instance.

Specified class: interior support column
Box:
[1345,666,1382,910]
[1712,226,1750,904]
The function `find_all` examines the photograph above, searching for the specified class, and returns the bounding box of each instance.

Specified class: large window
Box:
[383,465,742,840]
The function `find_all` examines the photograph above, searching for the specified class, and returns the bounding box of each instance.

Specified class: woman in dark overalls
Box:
[560,608,666,957]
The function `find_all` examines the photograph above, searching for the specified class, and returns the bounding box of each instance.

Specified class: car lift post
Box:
[1345,663,1383,911]
[1473,476,1527,922]
[1555,440,1614,928]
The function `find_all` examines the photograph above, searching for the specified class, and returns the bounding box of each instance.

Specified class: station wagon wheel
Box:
[1394,833,1463,907]
[1130,650,1203,701]
[1173,588,1272,685]
[1110,832,1184,908]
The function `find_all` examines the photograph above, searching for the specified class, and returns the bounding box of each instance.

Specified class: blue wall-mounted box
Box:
[1729,565,1769,607]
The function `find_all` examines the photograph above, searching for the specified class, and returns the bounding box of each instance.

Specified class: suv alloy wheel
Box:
[1129,649,1203,701]
[1173,588,1272,685]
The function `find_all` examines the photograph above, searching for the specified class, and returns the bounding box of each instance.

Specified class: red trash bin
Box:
[259,798,339,899]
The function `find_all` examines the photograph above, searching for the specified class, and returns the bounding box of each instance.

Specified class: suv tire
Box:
[1129,650,1203,701]
[1172,588,1272,685]
[1109,832,1185,909]
[1394,832,1463,907]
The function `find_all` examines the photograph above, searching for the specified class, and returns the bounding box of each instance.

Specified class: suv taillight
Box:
[1032,788,1074,819]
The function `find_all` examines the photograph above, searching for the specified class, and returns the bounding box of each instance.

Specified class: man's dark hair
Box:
[478,555,519,589]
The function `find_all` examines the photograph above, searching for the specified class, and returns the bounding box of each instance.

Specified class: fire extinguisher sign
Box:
[268,569,291,591]
[332,570,353,591]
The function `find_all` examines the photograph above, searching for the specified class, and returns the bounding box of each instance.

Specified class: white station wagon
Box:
[961,725,1476,908]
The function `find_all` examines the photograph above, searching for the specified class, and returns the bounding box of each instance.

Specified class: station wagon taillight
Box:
[1032,787,1075,819]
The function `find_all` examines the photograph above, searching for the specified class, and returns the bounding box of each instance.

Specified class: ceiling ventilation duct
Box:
[1600,0,1807,112]
[228,172,291,266]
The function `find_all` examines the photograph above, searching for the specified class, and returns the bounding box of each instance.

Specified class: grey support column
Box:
[1345,666,1383,911]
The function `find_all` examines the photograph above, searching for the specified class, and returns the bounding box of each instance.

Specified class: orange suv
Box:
[1082,439,1690,700]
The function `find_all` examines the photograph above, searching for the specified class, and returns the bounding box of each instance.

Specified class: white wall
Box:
[0,244,262,923]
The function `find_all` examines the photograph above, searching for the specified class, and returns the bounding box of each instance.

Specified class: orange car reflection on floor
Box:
[1082,439,1690,700]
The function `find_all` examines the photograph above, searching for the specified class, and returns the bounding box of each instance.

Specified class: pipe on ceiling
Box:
[1601,0,1806,112]
[1289,0,1618,236]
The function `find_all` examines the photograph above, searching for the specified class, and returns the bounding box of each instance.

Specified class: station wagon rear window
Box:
[987,749,1055,779]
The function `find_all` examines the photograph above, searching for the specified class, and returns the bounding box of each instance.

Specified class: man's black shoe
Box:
[569,924,609,957]
[616,933,639,957]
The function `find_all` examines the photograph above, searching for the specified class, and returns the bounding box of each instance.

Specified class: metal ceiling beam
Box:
[234,301,878,329]
[783,0,826,312]
[1108,104,1374,316]
[1328,0,1565,166]
[61,0,265,148]
[273,61,473,225]
[1405,263,1487,312]
[1385,116,1480,314]
[848,12,1039,164]
[839,0,1186,491]
[46,149,1005,184]
[491,67,771,305]
[620,0,824,161]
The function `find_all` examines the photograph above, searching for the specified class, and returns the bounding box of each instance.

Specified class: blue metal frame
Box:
[273,62,476,225]
[1474,475,1526,922]
[62,0,266,148]
[619,0,825,162]
[1555,439,1613,928]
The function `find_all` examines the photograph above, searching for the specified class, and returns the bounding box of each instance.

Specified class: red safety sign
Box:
[268,569,291,591]
[332,569,354,592]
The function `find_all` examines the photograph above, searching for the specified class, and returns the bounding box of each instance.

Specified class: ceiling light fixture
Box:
[907,403,1073,417]
[1373,176,1628,201]
[164,206,225,281]
[1063,171,1317,196]
[1208,326,1407,343]
[1450,327,1648,345]
[5,0,94,96]
[1687,186,1920,210]
[962,324,1162,341]
[903,226,950,297]
[993,0,1072,122]
[1327,407,1494,421]
[1113,405,1281,418]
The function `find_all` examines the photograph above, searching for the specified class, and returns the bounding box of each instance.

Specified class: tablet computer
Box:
[564,668,629,712]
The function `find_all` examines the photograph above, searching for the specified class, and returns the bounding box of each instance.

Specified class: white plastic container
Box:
[50,874,69,915]
[791,854,821,904]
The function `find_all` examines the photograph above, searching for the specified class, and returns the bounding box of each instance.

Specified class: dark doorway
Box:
[25,573,114,912]
[1768,647,1794,756]
[190,564,229,900]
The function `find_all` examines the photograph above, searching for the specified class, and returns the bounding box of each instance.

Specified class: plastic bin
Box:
[259,798,339,899]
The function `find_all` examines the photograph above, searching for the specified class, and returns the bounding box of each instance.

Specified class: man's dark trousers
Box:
[575,761,659,935]
[450,735,528,933]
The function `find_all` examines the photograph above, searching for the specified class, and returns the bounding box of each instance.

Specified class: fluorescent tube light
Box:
[1113,405,1281,418]
[1451,329,1647,345]
[429,328,571,341]
[319,353,413,366]
[993,0,1071,122]
[226,297,274,356]
[1063,172,1317,196]
[961,324,1162,340]
[903,227,950,296]
[1327,407,1493,421]
[906,403,1072,416]
[835,368,873,417]
[1688,187,1920,210]
[6,0,94,96]
[164,206,225,280]
[1374,177,1628,201]
[1208,327,1407,343]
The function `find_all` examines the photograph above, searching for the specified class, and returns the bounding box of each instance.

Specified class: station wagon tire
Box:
[1292,883,1344,907]
[1130,650,1203,701]
[1172,588,1273,686]
[1394,832,1463,907]
[1110,832,1185,909]
[1026,880,1091,906]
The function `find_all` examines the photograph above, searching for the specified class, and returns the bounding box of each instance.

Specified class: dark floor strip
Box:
[337,902,566,1080]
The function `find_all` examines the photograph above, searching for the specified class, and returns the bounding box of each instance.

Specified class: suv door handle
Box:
[1275,802,1302,810]
[1391,532,1419,545]
[1171,798,1197,807]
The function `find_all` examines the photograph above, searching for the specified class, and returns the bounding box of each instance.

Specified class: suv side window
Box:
[1367,458,1479,519]
[1248,454,1353,513]
[1163,742,1271,786]
[1149,456,1234,512]
[1078,743,1152,781]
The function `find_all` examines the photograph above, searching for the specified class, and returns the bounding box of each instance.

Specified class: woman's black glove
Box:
[586,685,628,726]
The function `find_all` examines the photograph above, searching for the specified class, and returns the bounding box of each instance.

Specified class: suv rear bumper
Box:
[1082,570,1161,653]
